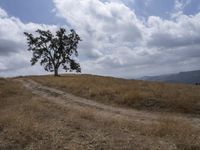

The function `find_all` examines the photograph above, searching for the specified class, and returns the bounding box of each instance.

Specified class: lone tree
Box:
[24,28,81,76]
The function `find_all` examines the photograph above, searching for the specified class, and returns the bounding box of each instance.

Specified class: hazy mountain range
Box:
[141,70,200,84]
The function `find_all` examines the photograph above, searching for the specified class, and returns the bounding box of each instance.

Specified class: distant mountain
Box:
[141,70,200,84]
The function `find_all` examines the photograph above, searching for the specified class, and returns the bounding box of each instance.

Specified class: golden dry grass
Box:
[0,77,200,149]
[29,74,200,115]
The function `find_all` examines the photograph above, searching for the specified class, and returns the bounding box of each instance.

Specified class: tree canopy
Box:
[24,28,81,76]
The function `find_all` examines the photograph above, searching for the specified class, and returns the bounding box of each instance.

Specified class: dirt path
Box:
[16,78,200,125]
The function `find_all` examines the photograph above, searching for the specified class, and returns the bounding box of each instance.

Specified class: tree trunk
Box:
[54,67,59,76]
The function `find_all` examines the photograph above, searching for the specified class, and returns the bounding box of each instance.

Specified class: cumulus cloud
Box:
[0,7,7,17]
[147,14,200,48]
[0,7,58,76]
[53,0,200,77]
[1,0,200,78]
[171,0,191,18]
[53,0,144,49]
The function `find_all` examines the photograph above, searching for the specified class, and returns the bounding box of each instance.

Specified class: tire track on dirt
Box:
[15,78,200,126]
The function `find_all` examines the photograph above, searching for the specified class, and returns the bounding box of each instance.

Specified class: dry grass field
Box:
[30,74,200,115]
[0,76,200,150]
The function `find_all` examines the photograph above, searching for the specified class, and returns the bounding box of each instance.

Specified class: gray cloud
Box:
[85,49,103,59]
[1,0,200,78]
[0,9,58,75]
[148,32,200,48]
[53,0,200,77]
[0,39,23,56]
[147,15,200,48]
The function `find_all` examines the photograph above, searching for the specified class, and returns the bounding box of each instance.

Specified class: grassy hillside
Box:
[29,74,200,115]
[1,77,200,149]
[141,70,200,84]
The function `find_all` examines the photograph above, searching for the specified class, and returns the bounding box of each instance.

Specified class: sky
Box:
[0,0,200,78]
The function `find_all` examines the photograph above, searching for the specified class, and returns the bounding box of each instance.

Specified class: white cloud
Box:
[54,0,144,48]
[147,14,200,48]
[0,7,58,77]
[0,7,8,17]
[171,0,191,18]
[53,0,200,77]
[1,1,200,78]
